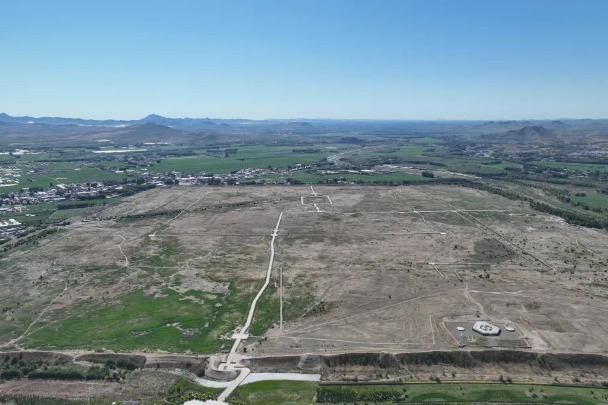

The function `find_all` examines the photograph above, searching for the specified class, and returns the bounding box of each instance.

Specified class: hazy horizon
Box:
[2,111,606,123]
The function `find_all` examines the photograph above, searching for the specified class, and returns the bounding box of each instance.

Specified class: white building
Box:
[472,321,501,336]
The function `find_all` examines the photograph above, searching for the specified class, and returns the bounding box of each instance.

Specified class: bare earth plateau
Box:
[2,185,608,399]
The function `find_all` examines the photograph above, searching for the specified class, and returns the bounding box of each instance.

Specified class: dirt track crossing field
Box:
[1,185,608,356]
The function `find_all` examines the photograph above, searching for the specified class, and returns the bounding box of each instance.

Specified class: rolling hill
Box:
[501,125,560,143]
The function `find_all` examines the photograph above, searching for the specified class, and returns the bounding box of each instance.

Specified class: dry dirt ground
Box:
[1,185,607,357]
[0,370,178,400]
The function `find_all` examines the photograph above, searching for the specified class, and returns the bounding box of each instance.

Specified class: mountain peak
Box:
[131,122,170,129]
[503,125,558,143]
[141,114,167,121]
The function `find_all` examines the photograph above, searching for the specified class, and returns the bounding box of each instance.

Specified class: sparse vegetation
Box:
[1,120,608,403]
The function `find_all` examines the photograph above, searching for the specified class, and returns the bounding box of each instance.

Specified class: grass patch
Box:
[571,191,608,210]
[480,160,523,170]
[132,238,182,267]
[21,275,278,353]
[233,380,317,405]
[316,382,605,404]
[167,377,220,397]
[282,275,317,319]
[536,161,608,172]
[249,284,279,336]
[232,381,608,404]
[24,286,226,353]
[23,289,215,352]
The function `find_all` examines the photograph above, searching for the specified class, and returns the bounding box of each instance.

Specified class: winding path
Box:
[225,211,283,365]
[215,212,284,402]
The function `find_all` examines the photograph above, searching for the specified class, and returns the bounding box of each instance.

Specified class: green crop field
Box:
[260,171,429,184]
[0,166,128,192]
[232,381,608,404]
[353,146,430,160]
[479,160,523,170]
[0,198,113,226]
[409,137,445,144]
[537,161,608,172]
[41,167,129,184]
[571,191,608,210]
[148,145,342,174]
[233,381,318,405]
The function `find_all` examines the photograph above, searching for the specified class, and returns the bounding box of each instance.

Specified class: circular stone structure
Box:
[472,321,501,336]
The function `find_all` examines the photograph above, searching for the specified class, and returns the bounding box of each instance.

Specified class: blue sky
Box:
[1,0,606,120]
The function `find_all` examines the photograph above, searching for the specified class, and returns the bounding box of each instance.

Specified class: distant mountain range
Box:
[503,125,559,142]
[87,123,192,144]
[0,112,228,129]
[0,112,323,132]
[2,113,607,130]
[0,113,331,146]
[0,113,607,146]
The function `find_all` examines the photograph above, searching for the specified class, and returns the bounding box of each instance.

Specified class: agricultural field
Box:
[537,161,608,173]
[260,171,428,184]
[1,185,608,360]
[147,145,346,174]
[0,158,134,193]
[233,381,608,404]
[0,198,113,228]
[570,190,608,210]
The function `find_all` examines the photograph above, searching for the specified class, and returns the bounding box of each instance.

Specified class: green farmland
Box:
[232,381,608,404]
[148,145,343,174]
[260,171,428,184]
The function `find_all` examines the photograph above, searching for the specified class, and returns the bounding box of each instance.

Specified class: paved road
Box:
[217,367,250,402]
[193,372,321,388]
[224,211,283,367]
[206,211,284,404]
